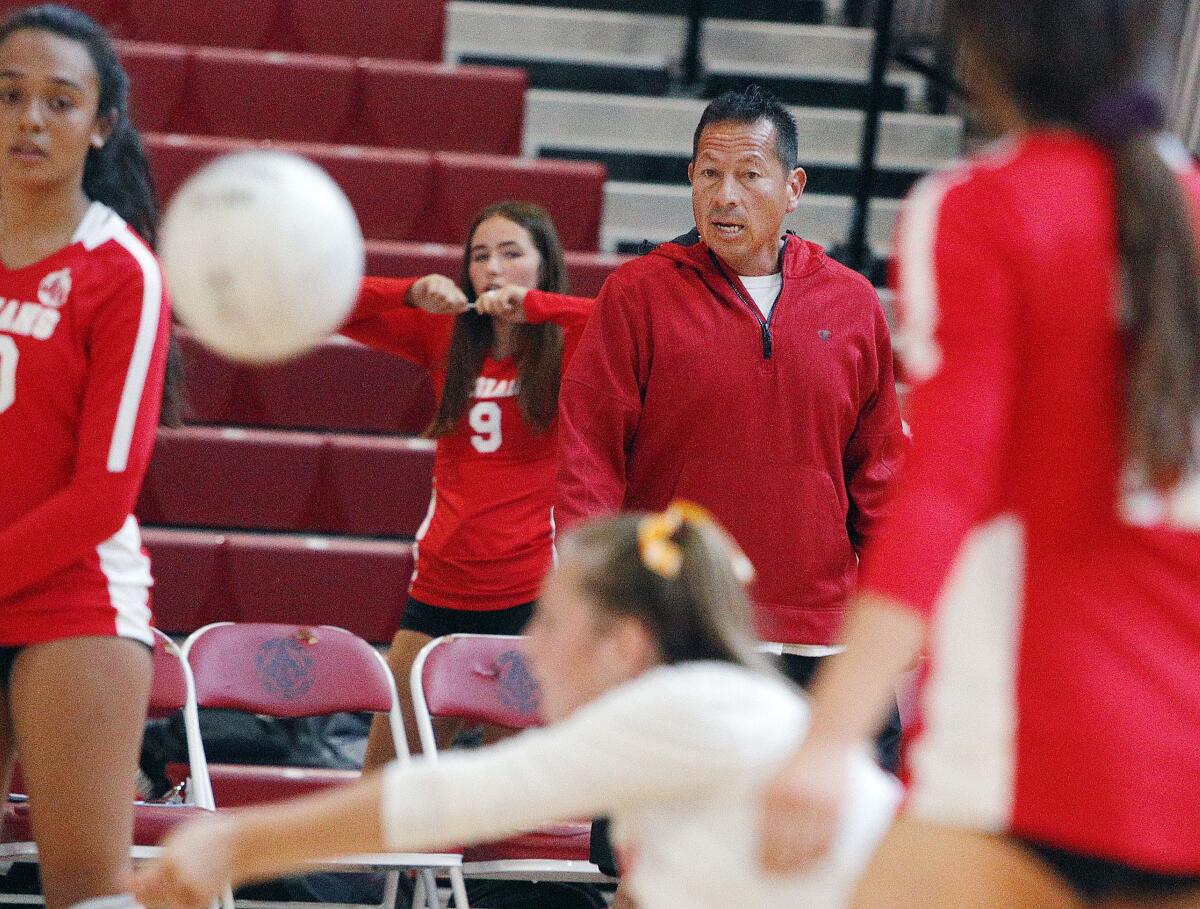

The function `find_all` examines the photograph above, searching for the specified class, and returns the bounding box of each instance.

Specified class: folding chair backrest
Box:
[150,629,189,718]
[414,634,544,731]
[184,622,395,717]
[150,628,214,810]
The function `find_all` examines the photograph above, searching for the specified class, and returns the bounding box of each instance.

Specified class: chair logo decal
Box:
[254,636,317,700]
[495,649,540,716]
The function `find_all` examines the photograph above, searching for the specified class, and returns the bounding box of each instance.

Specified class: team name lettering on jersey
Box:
[473,377,519,399]
[0,300,61,340]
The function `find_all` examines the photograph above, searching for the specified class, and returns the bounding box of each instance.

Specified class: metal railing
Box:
[840,0,958,275]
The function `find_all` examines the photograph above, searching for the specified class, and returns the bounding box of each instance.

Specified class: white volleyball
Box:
[160,150,364,364]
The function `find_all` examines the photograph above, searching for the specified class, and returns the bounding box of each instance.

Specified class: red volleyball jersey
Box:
[342,279,593,610]
[862,133,1200,870]
[0,202,171,647]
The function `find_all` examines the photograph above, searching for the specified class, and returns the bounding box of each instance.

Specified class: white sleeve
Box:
[378,672,765,851]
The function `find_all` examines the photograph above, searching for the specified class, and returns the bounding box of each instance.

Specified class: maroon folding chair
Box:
[411,634,615,884]
[183,622,466,909]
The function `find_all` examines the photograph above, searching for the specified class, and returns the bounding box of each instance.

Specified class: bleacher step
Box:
[454,0,825,23]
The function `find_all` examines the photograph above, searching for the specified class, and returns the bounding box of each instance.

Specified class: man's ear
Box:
[786,166,807,213]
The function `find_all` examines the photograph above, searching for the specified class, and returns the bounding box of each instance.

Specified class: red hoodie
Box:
[557,232,906,645]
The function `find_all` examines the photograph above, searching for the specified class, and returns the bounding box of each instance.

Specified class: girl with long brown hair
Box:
[338,200,594,767]
[760,1,1200,907]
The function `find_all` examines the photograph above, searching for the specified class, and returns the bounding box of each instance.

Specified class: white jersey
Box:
[380,661,899,908]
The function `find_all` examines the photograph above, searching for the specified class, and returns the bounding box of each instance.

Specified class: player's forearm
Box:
[805,593,924,746]
[523,290,594,328]
[228,775,388,886]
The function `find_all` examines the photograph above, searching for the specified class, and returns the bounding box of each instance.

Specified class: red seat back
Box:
[186,623,394,717]
[117,41,191,133]
[177,331,437,435]
[143,529,226,635]
[287,0,445,62]
[127,0,281,48]
[358,60,526,155]
[418,635,544,730]
[430,153,606,251]
[190,47,356,143]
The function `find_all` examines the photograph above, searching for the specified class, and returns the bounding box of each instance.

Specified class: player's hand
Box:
[474,285,529,322]
[406,274,470,315]
[758,736,853,874]
[132,815,239,909]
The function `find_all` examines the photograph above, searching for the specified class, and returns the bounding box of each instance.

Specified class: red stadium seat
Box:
[126,0,281,49]
[430,153,606,251]
[139,426,434,536]
[143,528,227,635]
[178,332,437,435]
[365,240,460,280]
[116,41,190,133]
[223,535,414,643]
[189,47,357,143]
[144,134,436,242]
[144,529,417,643]
[357,60,526,155]
[561,251,629,296]
[143,133,222,202]
[315,145,435,241]
[137,426,324,533]
[286,0,445,62]
[325,435,434,537]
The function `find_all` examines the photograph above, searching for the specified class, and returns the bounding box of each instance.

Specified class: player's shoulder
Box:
[71,202,163,295]
[75,203,155,267]
[905,137,1026,217]
[611,661,804,727]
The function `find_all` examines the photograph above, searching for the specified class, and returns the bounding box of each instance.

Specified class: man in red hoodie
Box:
[559,84,906,660]
[562,85,908,896]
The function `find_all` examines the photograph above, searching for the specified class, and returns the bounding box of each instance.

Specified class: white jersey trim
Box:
[106,225,163,473]
[893,173,957,383]
[72,200,123,250]
[97,514,154,647]
[907,514,1025,831]
[894,141,1023,384]
[410,487,438,586]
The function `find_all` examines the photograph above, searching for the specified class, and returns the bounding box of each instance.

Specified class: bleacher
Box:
[0,0,963,902]
[0,0,961,645]
[39,0,952,647]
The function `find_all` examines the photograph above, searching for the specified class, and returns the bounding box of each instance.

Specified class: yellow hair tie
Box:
[636,501,755,584]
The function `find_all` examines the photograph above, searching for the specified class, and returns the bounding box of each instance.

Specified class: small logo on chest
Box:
[37,268,71,309]
[818,329,832,341]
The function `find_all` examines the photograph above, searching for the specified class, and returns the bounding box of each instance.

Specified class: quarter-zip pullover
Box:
[557,231,907,645]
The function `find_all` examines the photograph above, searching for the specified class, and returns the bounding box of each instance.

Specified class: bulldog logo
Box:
[37,268,71,309]
[495,649,541,716]
[254,636,317,701]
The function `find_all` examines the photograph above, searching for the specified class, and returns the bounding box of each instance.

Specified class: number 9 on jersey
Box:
[469,401,503,453]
